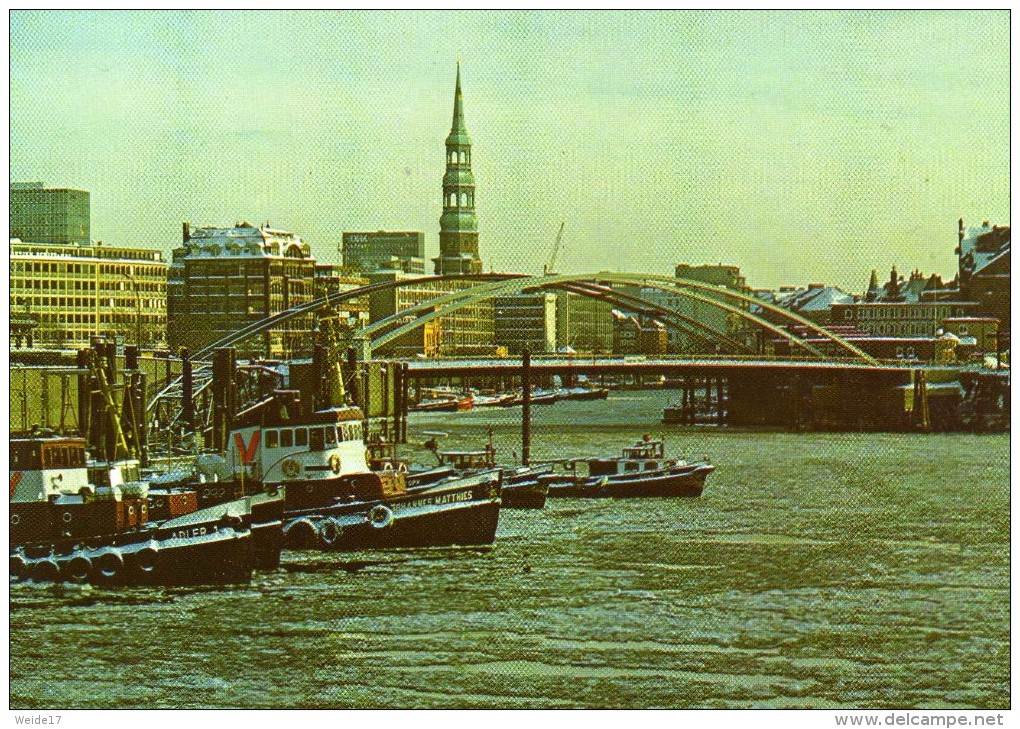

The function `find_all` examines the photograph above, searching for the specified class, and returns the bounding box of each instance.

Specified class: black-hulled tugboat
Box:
[369,432,550,509]
[541,436,714,498]
[211,390,502,552]
[9,432,255,586]
[423,438,550,510]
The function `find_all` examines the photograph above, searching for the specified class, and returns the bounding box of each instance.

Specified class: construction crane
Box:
[543,222,565,276]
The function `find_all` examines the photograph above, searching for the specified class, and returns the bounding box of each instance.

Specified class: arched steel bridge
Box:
[192,271,879,365]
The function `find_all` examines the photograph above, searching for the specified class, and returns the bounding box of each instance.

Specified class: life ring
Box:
[329,454,342,475]
[62,511,73,524]
[10,514,20,526]
[281,459,301,479]
[368,504,394,529]
[32,558,61,584]
[135,544,159,574]
[62,555,92,584]
[92,549,125,583]
[317,519,343,548]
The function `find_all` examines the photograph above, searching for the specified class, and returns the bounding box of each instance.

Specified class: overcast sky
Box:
[9,10,1009,291]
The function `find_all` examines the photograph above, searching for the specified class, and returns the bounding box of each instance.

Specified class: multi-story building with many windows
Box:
[494,293,557,355]
[365,270,495,357]
[10,183,90,245]
[342,231,426,274]
[313,264,370,343]
[9,238,168,349]
[167,222,317,357]
[555,292,614,354]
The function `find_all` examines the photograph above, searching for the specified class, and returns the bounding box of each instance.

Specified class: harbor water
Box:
[9,393,1009,709]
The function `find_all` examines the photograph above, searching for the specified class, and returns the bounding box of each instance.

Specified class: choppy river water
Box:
[9,393,1010,709]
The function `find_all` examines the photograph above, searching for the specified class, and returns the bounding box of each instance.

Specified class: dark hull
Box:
[545,464,713,498]
[11,514,254,587]
[282,474,501,552]
[563,388,610,401]
[172,483,285,571]
[250,496,285,570]
[500,480,549,509]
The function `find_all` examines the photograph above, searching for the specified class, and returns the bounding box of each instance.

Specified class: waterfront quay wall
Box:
[404,357,1009,433]
[9,351,1007,436]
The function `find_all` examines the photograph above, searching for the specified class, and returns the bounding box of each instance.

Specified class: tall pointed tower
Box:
[434,63,482,275]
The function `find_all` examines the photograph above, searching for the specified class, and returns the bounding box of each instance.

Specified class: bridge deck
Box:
[404,356,962,376]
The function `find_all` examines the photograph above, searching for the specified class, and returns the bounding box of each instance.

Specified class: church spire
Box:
[435,63,481,275]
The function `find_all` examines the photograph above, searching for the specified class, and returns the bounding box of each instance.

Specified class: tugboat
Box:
[9,431,255,586]
[406,433,550,509]
[541,436,713,498]
[212,390,502,551]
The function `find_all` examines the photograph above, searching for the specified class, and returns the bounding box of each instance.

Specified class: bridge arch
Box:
[191,271,877,366]
[191,273,523,359]
[361,273,851,361]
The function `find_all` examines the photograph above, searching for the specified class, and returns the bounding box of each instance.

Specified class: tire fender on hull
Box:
[135,543,160,574]
[317,519,343,548]
[368,504,394,529]
[62,555,92,584]
[283,518,318,549]
[92,549,125,584]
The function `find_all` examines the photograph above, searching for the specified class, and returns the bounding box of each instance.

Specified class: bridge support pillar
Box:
[522,347,532,466]
[353,336,372,363]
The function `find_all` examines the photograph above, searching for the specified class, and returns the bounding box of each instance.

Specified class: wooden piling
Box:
[522,346,532,466]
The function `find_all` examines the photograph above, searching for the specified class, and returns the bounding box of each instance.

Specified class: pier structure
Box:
[10,270,1009,439]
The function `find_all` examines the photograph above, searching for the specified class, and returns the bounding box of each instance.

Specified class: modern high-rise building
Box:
[167,222,318,357]
[9,239,168,349]
[342,231,426,274]
[556,293,615,354]
[10,183,90,245]
[434,64,482,275]
[494,293,557,355]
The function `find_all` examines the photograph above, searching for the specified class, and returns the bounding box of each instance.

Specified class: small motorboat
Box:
[472,392,515,408]
[558,386,611,401]
[410,389,474,412]
[507,389,558,406]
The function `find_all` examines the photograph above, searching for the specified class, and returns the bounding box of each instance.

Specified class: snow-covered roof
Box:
[178,223,311,260]
[959,222,1010,277]
[758,284,854,312]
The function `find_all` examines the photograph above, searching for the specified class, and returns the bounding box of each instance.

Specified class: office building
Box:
[494,293,557,355]
[555,293,614,354]
[342,231,426,274]
[10,183,90,245]
[9,239,167,349]
[366,270,495,357]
